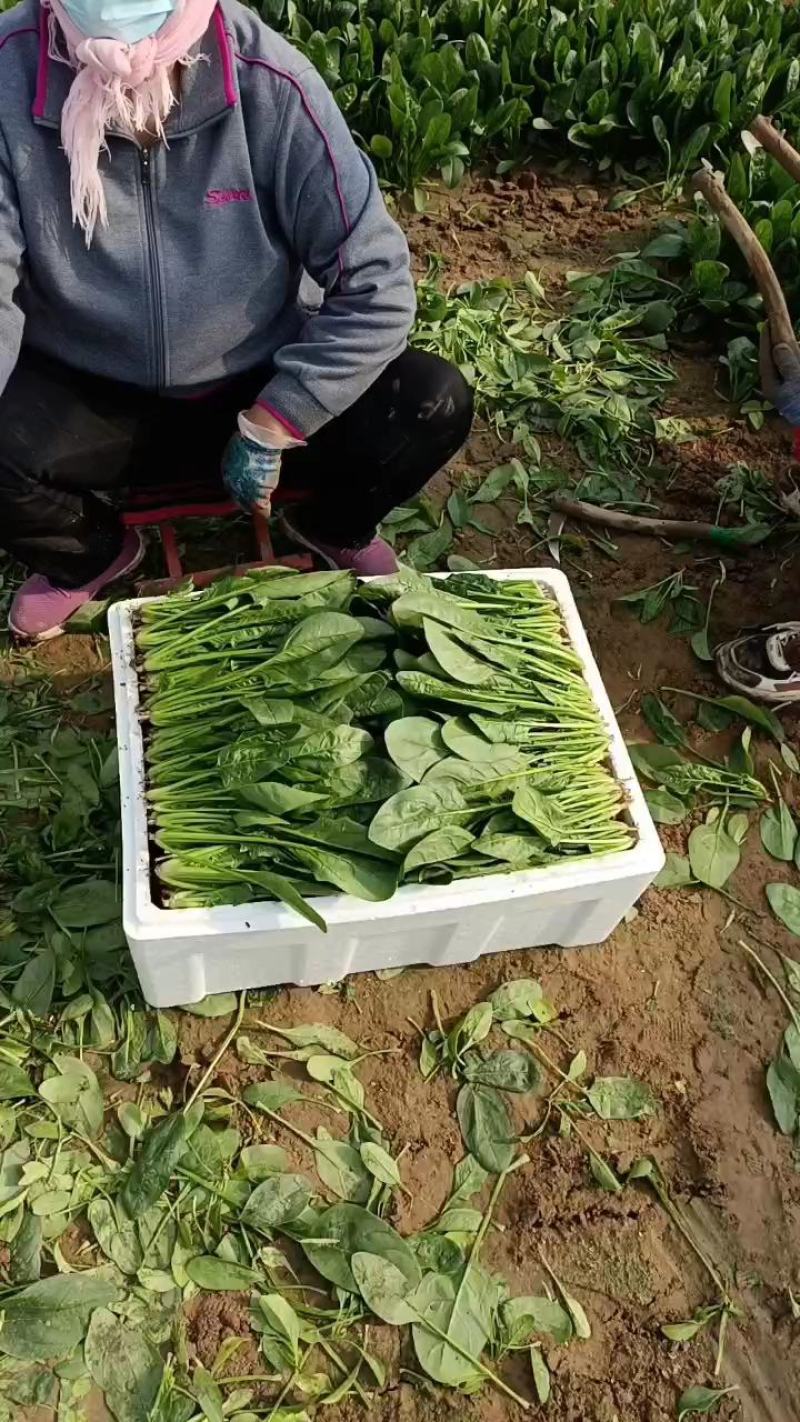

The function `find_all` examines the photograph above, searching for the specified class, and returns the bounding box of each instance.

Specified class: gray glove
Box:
[760,326,800,425]
[221,410,291,514]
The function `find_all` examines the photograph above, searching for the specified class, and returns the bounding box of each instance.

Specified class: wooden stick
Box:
[692,169,797,348]
[552,495,738,541]
[750,114,800,187]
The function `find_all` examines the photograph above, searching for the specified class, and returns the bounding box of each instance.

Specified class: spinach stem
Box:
[184,991,247,1112]
[409,1308,531,1409]
[739,939,800,1031]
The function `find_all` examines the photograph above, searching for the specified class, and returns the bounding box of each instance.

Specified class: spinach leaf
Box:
[12,950,56,1017]
[256,1293,303,1372]
[0,1063,35,1099]
[0,1273,117,1361]
[488,978,546,1020]
[644,788,689,825]
[766,1052,800,1135]
[179,993,238,1018]
[185,1256,260,1290]
[313,1129,371,1201]
[391,590,489,638]
[403,826,475,873]
[88,1198,143,1275]
[687,819,739,890]
[406,520,454,570]
[587,1076,657,1120]
[423,620,495,685]
[9,1213,42,1285]
[368,783,468,853]
[462,1050,542,1093]
[412,1233,465,1276]
[511,784,565,845]
[655,853,695,888]
[121,1112,197,1219]
[84,1308,164,1422]
[256,1023,360,1057]
[641,695,687,748]
[322,757,409,807]
[53,879,119,928]
[38,1055,104,1138]
[290,844,398,901]
[440,718,497,761]
[410,1265,495,1387]
[360,1142,405,1192]
[760,799,797,862]
[456,1084,515,1173]
[500,1295,573,1347]
[766,883,800,935]
[384,717,446,782]
[677,1385,738,1419]
[241,1174,312,1232]
[352,1251,416,1324]
[241,869,328,931]
[530,1346,551,1403]
[301,1203,420,1295]
[711,695,784,743]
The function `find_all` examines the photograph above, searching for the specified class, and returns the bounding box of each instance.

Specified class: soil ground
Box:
[11,166,800,1422]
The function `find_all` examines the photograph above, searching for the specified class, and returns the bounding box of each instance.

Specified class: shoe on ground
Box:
[715,621,800,703]
[280,513,398,576]
[9,529,145,641]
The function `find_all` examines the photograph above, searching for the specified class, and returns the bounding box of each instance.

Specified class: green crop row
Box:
[261,0,800,194]
[688,149,800,319]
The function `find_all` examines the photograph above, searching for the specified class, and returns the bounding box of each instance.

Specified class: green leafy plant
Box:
[617,571,702,634]
[262,0,800,197]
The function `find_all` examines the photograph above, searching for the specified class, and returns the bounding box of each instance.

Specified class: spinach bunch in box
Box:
[137,568,634,927]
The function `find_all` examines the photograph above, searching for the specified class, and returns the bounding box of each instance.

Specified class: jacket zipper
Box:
[139,147,166,389]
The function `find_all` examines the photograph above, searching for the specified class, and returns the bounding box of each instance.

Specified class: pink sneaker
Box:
[9,530,145,641]
[280,514,398,576]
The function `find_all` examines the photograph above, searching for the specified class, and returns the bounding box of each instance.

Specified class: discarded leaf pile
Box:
[137,567,634,921]
[0,681,132,1015]
[413,266,675,467]
[0,976,670,1417]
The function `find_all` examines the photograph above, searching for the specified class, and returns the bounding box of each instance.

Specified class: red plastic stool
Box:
[121,481,312,594]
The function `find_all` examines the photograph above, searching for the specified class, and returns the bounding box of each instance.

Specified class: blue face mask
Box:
[61,0,178,42]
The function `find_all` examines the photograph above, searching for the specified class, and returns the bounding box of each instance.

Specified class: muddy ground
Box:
[13,168,800,1422]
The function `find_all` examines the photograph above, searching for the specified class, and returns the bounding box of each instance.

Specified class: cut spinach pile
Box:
[0,982,618,1415]
[0,973,736,1419]
[413,267,675,466]
[136,568,635,922]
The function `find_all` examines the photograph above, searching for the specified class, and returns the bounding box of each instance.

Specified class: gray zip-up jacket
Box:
[0,0,416,436]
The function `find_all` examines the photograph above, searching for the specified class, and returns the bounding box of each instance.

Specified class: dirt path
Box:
[11,167,800,1422]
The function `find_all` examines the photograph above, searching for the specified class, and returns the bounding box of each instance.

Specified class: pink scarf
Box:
[47,0,218,243]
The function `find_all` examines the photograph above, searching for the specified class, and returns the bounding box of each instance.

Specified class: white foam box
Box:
[108,568,664,1006]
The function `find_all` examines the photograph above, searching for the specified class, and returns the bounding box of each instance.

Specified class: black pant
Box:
[0,347,473,587]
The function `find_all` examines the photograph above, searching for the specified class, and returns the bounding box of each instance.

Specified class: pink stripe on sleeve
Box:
[32,8,48,118]
[214,5,237,108]
[256,399,306,441]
